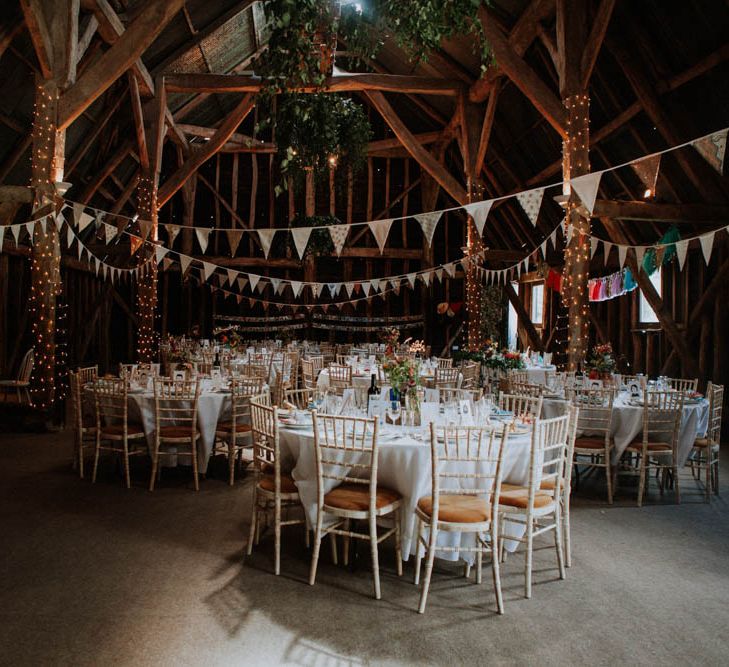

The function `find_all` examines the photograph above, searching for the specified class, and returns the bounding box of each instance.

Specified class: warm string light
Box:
[135,174,159,363]
[28,83,61,409]
[561,93,591,372]
[465,181,486,351]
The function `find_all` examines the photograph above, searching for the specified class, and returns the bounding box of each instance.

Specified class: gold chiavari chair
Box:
[510,381,545,398]
[460,361,481,389]
[436,357,453,369]
[284,388,316,410]
[149,378,202,491]
[0,348,33,404]
[691,382,723,501]
[507,369,529,385]
[667,377,699,393]
[624,390,684,506]
[497,392,543,420]
[414,424,508,614]
[247,396,306,575]
[309,413,402,599]
[213,377,266,485]
[569,387,616,504]
[69,366,99,478]
[435,366,460,389]
[301,358,318,390]
[328,363,352,395]
[309,355,325,376]
[91,378,147,488]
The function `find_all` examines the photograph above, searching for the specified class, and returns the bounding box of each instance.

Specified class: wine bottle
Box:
[367,373,379,409]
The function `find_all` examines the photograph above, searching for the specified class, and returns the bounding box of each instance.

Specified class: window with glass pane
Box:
[639,269,661,323]
[531,283,544,325]
[507,283,518,349]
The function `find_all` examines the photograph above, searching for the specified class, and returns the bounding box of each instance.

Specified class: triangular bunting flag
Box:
[65,225,74,247]
[630,155,661,196]
[138,219,153,240]
[180,255,193,276]
[675,240,688,270]
[590,237,598,258]
[270,278,282,294]
[463,200,493,236]
[73,202,84,226]
[516,188,544,226]
[570,172,602,214]
[693,129,727,175]
[257,229,276,259]
[415,211,442,247]
[635,246,646,267]
[237,276,248,291]
[129,235,143,255]
[435,268,443,282]
[541,240,548,259]
[700,231,715,265]
[345,283,355,298]
[368,219,394,254]
[104,223,116,244]
[291,227,312,260]
[248,274,261,292]
[166,225,181,247]
[78,212,94,233]
[444,262,456,277]
[196,228,211,254]
[603,242,613,266]
[202,262,216,281]
[226,269,238,286]
[370,279,379,293]
[162,257,174,271]
[329,224,349,257]
[0,226,4,249]
[618,245,627,268]
[291,281,303,298]
[226,230,243,256]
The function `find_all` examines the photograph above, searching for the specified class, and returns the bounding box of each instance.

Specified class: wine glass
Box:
[387,399,401,425]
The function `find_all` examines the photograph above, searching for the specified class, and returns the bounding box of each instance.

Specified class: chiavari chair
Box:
[667,377,699,393]
[497,392,543,420]
[435,366,460,389]
[69,366,98,478]
[691,382,723,501]
[436,357,453,369]
[328,363,352,395]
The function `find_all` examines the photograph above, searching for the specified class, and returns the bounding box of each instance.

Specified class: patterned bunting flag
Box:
[415,211,442,246]
[693,129,727,175]
[291,227,312,260]
[196,228,211,253]
[329,224,349,257]
[516,188,544,226]
[166,225,181,247]
[138,219,153,240]
[700,231,715,265]
[368,218,394,254]
[463,200,493,236]
[630,155,661,195]
[257,229,276,259]
[227,230,243,256]
[129,235,143,255]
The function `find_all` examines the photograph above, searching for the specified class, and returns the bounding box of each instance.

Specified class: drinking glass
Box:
[387,400,401,425]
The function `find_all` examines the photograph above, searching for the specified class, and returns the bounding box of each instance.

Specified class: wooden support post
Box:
[505,282,544,352]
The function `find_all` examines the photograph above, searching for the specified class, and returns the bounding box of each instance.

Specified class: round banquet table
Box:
[524,364,557,385]
[542,392,709,465]
[316,368,375,391]
[278,420,535,562]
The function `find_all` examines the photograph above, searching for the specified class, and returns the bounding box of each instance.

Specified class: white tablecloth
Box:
[316,370,375,391]
[542,393,709,465]
[278,423,534,562]
[524,365,557,385]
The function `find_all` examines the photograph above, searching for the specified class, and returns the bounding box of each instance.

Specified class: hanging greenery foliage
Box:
[274,93,371,192]
[276,214,337,258]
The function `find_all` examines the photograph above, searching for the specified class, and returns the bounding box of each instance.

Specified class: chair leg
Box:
[605,449,614,505]
[563,498,572,569]
[92,434,102,483]
[673,462,680,504]
[525,518,534,599]
[637,455,646,507]
[417,526,437,613]
[191,440,199,492]
[78,434,85,479]
[343,519,351,566]
[413,517,423,586]
[228,442,236,486]
[491,524,504,615]
[149,442,160,492]
[274,496,281,575]
[555,507,566,580]
[246,487,258,556]
[330,532,338,566]
[122,438,131,489]
[463,563,471,579]
[309,511,324,586]
[368,514,381,600]
[476,548,483,585]
[394,511,403,576]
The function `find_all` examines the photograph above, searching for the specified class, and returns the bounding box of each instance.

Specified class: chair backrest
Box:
[438,388,482,404]
[328,364,352,392]
[76,365,98,385]
[510,381,544,398]
[119,363,137,379]
[250,397,279,475]
[195,361,213,376]
[498,392,543,419]
[435,366,460,388]
[428,424,508,521]
[336,354,349,365]
[312,412,379,509]
[569,387,615,441]
[667,377,698,393]
[640,390,683,451]
[525,413,572,509]
[68,370,85,433]
[436,357,452,369]
[93,377,131,433]
[460,362,481,389]
[153,377,200,438]
[507,369,529,384]
[17,348,34,382]
[284,388,315,410]
[309,355,325,374]
[705,382,724,445]
[230,377,266,430]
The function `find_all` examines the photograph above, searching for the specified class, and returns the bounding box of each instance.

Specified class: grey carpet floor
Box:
[1,429,728,667]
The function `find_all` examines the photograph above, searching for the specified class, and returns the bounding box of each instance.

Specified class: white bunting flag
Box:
[196,228,211,254]
[78,212,94,233]
[290,281,303,298]
[55,212,65,232]
[361,282,370,297]
[541,240,548,259]
[104,223,116,244]
[443,262,456,277]
[618,245,628,268]
[180,255,193,276]
[435,268,443,282]
[329,224,349,257]
[590,237,598,258]
[550,228,559,249]
[73,202,84,226]
[166,225,181,247]
[368,218,394,254]
[95,211,105,228]
[202,262,215,281]
[226,269,238,286]
[345,283,355,298]
[291,227,312,260]
[248,274,261,292]
[700,231,715,265]
[635,246,646,267]
[693,129,727,175]
[0,226,4,249]
[463,200,493,236]
[516,188,544,226]
[226,230,243,256]
[675,240,689,270]
[257,229,276,259]
[415,211,442,247]
[570,172,602,214]
[421,271,431,287]
[270,278,282,295]
[327,283,339,297]
[26,221,36,242]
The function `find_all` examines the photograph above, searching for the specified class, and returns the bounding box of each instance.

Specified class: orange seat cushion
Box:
[417,494,490,523]
[574,437,608,450]
[158,425,199,440]
[538,477,556,491]
[100,423,145,438]
[324,483,401,512]
[499,484,553,509]
[693,438,714,448]
[626,441,672,452]
[216,421,252,434]
[259,474,298,494]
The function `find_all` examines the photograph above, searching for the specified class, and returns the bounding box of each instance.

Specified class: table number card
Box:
[459,400,475,426]
[420,402,439,426]
[367,398,385,420]
[172,370,186,382]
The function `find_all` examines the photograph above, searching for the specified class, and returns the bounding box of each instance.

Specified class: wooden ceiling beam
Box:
[158,93,255,206]
[127,71,148,170]
[58,0,185,130]
[75,13,98,65]
[19,0,53,78]
[579,0,615,89]
[165,73,466,96]
[478,7,567,137]
[592,200,729,224]
[366,91,468,205]
[0,18,25,61]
